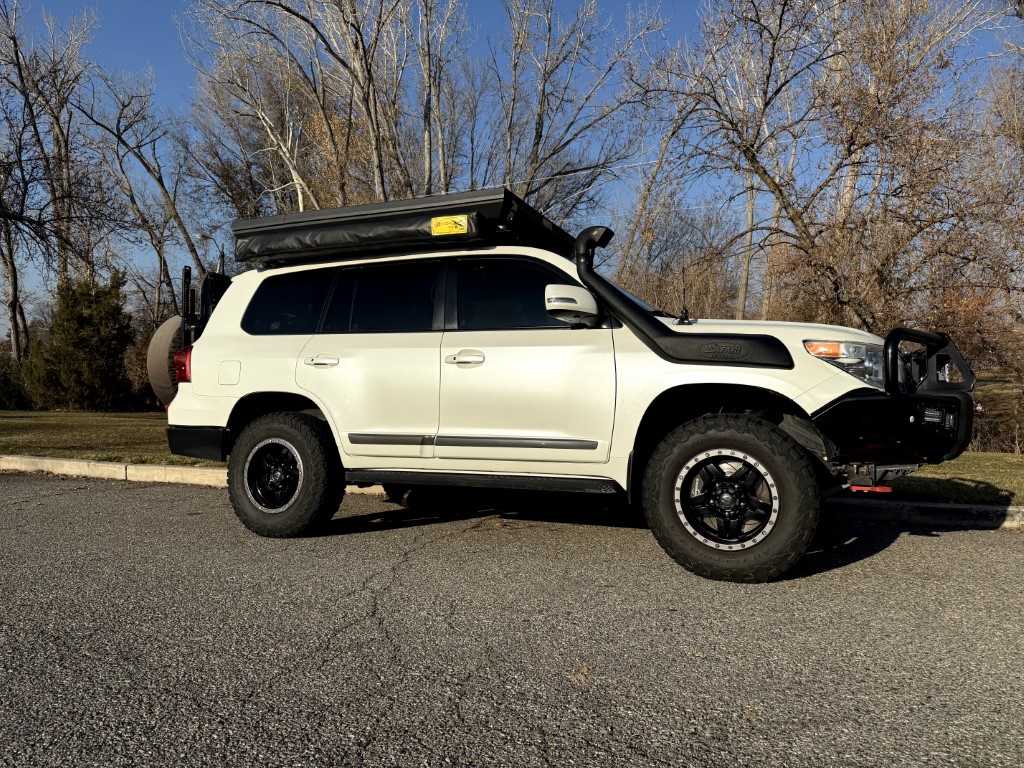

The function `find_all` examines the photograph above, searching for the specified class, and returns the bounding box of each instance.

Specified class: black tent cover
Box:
[231,187,575,265]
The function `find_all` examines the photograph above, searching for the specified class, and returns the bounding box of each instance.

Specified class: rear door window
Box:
[322,260,440,333]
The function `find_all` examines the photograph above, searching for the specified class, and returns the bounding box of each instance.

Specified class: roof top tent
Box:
[231,187,575,266]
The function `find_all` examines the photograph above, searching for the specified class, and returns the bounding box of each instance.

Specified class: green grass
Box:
[888,452,1024,507]
[971,375,1024,453]
[1,411,1021,505]
[0,411,223,467]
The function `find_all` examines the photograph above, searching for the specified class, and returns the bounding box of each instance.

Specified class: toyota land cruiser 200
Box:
[150,188,975,582]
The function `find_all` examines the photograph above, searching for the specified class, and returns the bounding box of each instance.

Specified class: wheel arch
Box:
[628,383,830,502]
[226,392,331,457]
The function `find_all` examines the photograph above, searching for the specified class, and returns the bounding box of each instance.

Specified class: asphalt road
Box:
[0,473,1021,768]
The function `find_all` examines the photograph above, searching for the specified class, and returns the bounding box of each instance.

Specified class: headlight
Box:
[805,341,885,390]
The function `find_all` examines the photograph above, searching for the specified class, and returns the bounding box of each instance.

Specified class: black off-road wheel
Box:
[642,414,820,583]
[228,412,344,537]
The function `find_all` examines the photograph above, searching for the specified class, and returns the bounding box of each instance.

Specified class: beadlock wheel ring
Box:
[673,449,780,551]
[243,438,305,515]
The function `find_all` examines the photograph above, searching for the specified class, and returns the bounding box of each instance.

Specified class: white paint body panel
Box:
[296,331,442,458]
[437,327,615,463]
[168,245,878,488]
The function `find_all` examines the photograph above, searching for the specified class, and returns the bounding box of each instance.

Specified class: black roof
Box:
[232,187,575,266]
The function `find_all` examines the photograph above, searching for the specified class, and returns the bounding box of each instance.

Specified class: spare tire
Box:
[147,315,183,405]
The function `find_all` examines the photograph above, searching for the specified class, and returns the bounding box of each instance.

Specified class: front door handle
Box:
[445,350,485,365]
[303,355,340,367]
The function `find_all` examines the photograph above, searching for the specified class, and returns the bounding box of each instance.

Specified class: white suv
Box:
[153,188,975,582]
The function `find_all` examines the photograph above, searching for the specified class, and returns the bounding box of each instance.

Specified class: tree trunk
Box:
[1,227,29,360]
[735,174,756,320]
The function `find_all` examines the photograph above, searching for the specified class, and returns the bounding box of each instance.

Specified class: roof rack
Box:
[231,187,574,266]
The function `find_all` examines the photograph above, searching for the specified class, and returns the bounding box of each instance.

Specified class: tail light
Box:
[173,345,193,384]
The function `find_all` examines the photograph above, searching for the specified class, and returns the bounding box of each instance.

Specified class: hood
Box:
[656,317,884,346]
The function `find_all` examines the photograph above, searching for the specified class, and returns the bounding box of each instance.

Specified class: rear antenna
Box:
[675,283,692,325]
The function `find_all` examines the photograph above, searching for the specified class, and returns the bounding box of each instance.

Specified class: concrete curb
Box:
[0,455,383,495]
[125,463,228,487]
[1,454,1021,527]
[0,455,129,481]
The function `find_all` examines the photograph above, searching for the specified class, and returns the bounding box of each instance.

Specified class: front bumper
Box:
[812,389,973,464]
[811,327,975,464]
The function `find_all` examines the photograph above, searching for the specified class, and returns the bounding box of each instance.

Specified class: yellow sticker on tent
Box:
[431,214,469,236]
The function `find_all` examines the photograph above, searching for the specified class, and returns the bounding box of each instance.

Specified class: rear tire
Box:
[642,414,819,582]
[228,412,344,537]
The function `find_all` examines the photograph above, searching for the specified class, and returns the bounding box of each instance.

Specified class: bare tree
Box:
[674,0,836,319]
[190,0,425,207]
[477,0,662,221]
[189,6,330,212]
[0,0,120,358]
[0,66,38,359]
[674,0,1007,329]
[980,59,1024,324]
[78,73,208,281]
[195,0,413,203]
[0,1,106,288]
[186,81,280,220]
[613,42,694,287]
[407,0,465,195]
[617,191,741,320]
[92,105,182,322]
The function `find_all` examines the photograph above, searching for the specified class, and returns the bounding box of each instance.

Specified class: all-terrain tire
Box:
[228,412,344,537]
[642,414,819,583]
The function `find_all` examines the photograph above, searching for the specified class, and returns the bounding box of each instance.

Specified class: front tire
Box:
[228,412,344,537]
[642,414,819,583]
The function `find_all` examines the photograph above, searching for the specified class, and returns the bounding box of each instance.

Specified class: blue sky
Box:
[29,0,701,109]
[33,0,194,106]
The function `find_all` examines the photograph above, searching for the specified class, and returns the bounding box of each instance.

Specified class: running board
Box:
[344,470,622,495]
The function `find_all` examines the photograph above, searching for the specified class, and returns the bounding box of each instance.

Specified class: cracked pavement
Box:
[0,472,1022,767]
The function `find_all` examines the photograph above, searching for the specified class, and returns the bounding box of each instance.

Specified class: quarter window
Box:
[241,268,334,335]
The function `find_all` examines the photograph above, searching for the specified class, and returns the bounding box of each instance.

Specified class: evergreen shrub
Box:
[24,274,136,410]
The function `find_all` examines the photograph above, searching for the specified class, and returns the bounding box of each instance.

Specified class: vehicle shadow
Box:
[782,514,911,580]
[889,475,1015,508]
[320,484,1013,579]
[785,483,1013,580]
[320,488,644,537]
[319,500,485,536]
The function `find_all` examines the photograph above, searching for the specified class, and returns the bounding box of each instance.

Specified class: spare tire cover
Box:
[147,315,183,405]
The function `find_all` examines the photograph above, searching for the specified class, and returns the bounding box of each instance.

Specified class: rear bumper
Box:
[167,426,230,461]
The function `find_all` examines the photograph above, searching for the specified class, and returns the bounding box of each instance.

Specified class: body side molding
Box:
[346,469,621,494]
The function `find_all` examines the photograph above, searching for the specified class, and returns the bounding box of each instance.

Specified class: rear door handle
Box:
[303,355,340,367]
[444,350,485,365]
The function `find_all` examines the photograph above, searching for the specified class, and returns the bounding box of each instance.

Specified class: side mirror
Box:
[545,284,599,324]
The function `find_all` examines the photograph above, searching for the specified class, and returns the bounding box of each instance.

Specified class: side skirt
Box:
[345,470,622,495]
